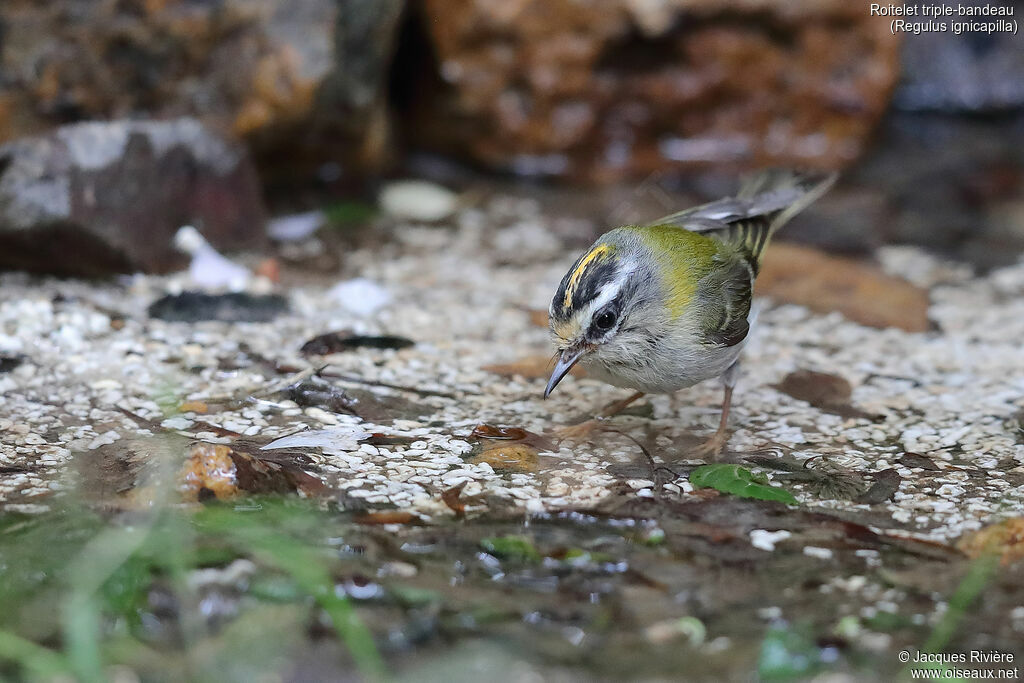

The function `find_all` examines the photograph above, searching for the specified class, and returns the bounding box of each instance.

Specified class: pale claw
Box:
[691,430,730,460]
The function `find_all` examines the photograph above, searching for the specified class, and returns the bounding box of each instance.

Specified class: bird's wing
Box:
[694,251,754,348]
[650,170,836,269]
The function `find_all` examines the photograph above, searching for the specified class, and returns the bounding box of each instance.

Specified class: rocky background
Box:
[2,4,1024,680]
[0,0,1021,276]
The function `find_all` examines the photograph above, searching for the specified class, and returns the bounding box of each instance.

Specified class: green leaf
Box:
[324,201,376,226]
[758,625,822,680]
[689,465,799,505]
[479,536,541,562]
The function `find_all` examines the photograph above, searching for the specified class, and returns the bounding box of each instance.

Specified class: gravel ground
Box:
[1,195,1023,546]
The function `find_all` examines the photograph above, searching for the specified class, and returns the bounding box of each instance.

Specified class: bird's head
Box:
[545,234,661,397]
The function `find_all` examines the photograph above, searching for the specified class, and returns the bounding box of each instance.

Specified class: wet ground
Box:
[2,192,1024,681]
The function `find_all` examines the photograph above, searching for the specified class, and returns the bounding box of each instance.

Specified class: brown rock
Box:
[756,243,930,332]
[0,118,266,275]
[411,0,900,181]
[0,0,404,187]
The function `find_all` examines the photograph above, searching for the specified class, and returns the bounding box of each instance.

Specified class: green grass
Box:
[0,499,384,682]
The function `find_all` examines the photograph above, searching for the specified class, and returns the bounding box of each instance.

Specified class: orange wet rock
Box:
[178,400,210,414]
[956,518,1024,565]
[757,243,930,332]
[470,444,540,473]
[180,443,240,501]
[180,442,323,502]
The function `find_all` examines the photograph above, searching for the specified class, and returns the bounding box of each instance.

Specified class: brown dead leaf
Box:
[957,518,1024,565]
[856,468,901,504]
[442,481,467,518]
[776,369,876,419]
[354,510,419,525]
[470,444,540,472]
[757,243,929,332]
[482,355,586,380]
[899,452,941,471]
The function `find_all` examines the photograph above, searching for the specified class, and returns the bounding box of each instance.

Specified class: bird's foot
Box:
[691,430,730,460]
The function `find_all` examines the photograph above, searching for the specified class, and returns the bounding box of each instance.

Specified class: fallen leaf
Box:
[148,292,289,323]
[956,518,1024,565]
[441,481,467,518]
[772,457,867,501]
[899,452,940,471]
[178,400,209,414]
[301,331,414,355]
[482,355,586,380]
[470,444,540,472]
[776,370,876,419]
[285,375,359,415]
[471,424,528,440]
[364,433,417,446]
[757,243,929,332]
[470,424,556,452]
[856,468,901,504]
[354,511,418,525]
[689,464,798,505]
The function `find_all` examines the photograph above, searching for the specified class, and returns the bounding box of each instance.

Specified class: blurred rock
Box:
[408,0,900,182]
[846,112,1024,270]
[0,119,265,275]
[0,0,405,189]
[379,180,458,222]
[896,30,1024,113]
[148,291,288,322]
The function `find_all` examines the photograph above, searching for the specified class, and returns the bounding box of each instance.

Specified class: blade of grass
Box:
[0,630,71,679]
[63,526,150,682]
[898,554,1000,682]
[923,554,1000,652]
[196,507,385,679]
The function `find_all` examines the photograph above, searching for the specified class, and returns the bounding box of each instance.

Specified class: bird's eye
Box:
[594,310,617,331]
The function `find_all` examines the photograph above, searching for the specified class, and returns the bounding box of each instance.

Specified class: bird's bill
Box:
[544,345,589,398]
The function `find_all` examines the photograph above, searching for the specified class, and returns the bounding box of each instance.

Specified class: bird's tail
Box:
[737,169,837,238]
[649,169,837,267]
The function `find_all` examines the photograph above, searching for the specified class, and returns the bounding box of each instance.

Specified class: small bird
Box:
[544,170,836,456]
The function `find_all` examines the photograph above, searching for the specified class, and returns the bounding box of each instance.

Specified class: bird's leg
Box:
[599,390,646,418]
[693,362,739,459]
[554,391,645,442]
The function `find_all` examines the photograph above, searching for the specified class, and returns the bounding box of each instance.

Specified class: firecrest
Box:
[544,170,836,456]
